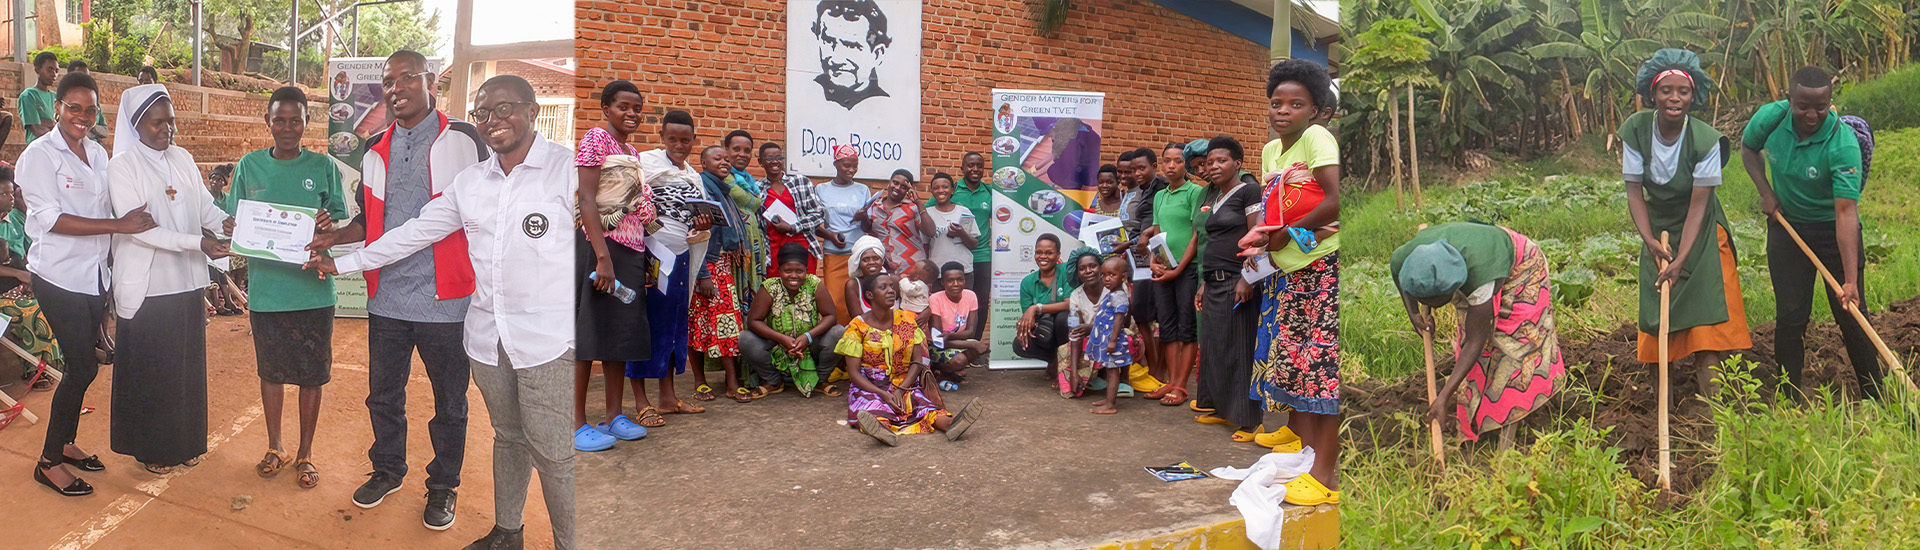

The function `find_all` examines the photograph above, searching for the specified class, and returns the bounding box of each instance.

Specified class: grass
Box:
[1341,129,1920,381]
[1336,129,1920,549]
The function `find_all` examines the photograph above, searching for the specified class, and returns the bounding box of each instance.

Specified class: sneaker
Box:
[352,471,403,509]
[462,525,524,550]
[574,424,617,452]
[604,414,648,441]
[424,488,457,531]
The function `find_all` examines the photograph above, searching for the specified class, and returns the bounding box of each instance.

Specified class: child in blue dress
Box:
[1082,256,1134,414]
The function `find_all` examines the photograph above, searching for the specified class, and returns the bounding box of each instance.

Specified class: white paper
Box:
[1129,250,1152,281]
[645,236,677,278]
[1079,217,1125,255]
[762,200,798,226]
[928,327,945,348]
[229,199,317,263]
[1242,253,1281,285]
[208,256,232,272]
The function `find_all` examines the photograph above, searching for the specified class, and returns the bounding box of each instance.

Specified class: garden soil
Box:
[1344,295,1920,495]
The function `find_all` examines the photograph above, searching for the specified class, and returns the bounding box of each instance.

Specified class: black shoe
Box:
[352,471,403,509]
[461,525,524,550]
[424,488,457,531]
[61,453,106,472]
[34,459,93,497]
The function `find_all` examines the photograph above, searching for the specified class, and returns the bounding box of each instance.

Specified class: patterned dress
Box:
[689,255,744,357]
[1252,253,1341,415]
[837,310,948,435]
[1083,288,1134,369]
[866,199,926,273]
[764,276,825,395]
[1450,228,1565,440]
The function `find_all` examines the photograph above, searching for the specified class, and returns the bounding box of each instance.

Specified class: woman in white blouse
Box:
[106,84,234,474]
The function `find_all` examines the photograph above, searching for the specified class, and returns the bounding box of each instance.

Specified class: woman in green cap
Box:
[1391,222,1565,450]
[1619,49,1752,394]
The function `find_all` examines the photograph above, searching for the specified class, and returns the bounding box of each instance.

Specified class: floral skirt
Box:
[689,256,743,357]
[1452,229,1565,440]
[1252,252,1341,415]
[846,365,947,435]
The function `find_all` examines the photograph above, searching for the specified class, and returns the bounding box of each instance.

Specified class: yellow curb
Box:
[1088,504,1340,550]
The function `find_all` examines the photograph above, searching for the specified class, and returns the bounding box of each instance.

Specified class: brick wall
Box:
[1,62,327,174]
[497,60,575,99]
[575,0,1271,184]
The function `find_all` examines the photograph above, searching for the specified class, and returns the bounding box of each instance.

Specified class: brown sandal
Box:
[730,387,757,403]
[293,459,319,489]
[1158,387,1189,407]
[821,384,844,398]
[257,449,288,478]
[635,407,666,427]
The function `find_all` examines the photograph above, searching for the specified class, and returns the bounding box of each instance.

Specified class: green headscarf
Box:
[1397,239,1468,299]
[1635,48,1715,110]
[1181,138,1211,165]
[1062,246,1103,288]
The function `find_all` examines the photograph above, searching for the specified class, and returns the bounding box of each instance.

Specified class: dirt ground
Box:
[0,316,555,549]
[574,366,1282,550]
[1344,295,1920,495]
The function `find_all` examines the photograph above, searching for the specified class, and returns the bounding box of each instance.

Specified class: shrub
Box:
[1837,64,1920,132]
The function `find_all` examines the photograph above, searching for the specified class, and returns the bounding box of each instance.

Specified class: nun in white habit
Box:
[106,84,234,472]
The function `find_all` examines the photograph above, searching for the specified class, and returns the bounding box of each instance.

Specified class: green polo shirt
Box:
[18,87,53,144]
[1019,268,1071,309]
[1152,179,1205,263]
[929,178,995,263]
[224,149,351,313]
[1741,100,1862,224]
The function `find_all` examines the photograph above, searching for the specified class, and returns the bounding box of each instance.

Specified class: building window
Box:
[66,0,82,24]
[534,98,574,147]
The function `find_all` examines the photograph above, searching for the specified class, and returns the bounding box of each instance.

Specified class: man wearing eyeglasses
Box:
[309,74,578,550]
[306,49,485,531]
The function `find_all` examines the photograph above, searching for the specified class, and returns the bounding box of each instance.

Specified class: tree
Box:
[1344,17,1433,207]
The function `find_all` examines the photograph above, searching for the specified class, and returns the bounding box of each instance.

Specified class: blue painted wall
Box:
[1149,0,1332,66]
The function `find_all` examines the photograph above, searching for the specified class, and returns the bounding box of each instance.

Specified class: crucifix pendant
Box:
[165,186,178,200]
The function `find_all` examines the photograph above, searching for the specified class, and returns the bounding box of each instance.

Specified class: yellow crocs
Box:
[1256,426,1301,449]
[1284,473,1340,506]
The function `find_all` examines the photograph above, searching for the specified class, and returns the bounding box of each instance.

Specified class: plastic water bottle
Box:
[588,273,636,304]
[1068,309,1081,329]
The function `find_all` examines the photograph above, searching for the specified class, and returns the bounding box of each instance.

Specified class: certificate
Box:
[230,199,318,263]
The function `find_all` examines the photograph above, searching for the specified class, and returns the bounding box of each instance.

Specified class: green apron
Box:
[1618,112,1736,334]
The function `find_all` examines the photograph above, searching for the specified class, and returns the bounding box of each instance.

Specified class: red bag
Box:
[1262,162,1324,227]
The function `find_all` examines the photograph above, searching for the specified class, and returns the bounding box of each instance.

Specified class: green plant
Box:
[1032,0,1070,36]
[1837,63,1920,132]
[80,20,113,72]
[29,45,85,67]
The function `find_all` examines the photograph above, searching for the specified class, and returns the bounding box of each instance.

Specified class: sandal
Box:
[663,401,706,414]
[692,384,717,402]
[1283,473,1340,506]
[821,384,844,398]
[257,449,289,478]
[293,459,319,489]
[1195,414,1235,427]
[1189,400,1215,413]
[635,407,666,428]
[1232,427,1261,443]
[1157,387,1188,407]
[143,462,174,475]
[730,387,758,403]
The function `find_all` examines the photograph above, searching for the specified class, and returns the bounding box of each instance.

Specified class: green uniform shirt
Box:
[1019,268,1071,309]
[0,208,28,258]
[18,87,54,144]
[225,149,350,313]
[1152,180,1205,264]
[1741,100,1863,223]
[929,178,996,263]
[1389,221,1514,296]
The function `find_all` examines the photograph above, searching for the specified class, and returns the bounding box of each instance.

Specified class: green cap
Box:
[1398,239,1467,298]
[1182,138,1211,164]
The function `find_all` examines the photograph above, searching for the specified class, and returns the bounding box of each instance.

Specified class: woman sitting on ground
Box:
[743,243,846,398]
[1055,246,1106,398]
[841,235,890,320]
[1392,221,1566,450]
[839,272,980,447]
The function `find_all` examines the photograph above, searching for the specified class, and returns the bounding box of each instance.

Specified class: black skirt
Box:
[576,232,652,362]
[251,306,335,386]
[1197,271,1263,428]
[111,290,209,466]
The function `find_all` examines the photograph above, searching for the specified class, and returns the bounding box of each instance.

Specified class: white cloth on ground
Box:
[1208,447,1317,550]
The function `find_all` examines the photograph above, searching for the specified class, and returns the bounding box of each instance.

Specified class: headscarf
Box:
[113,84,172,159]
[833,144,859,161]
[1181,138,1211,165]
[1397,239,1468,299]
[1061,246,1102,289]
[848,235,885,278]
[1635,49,1714,110]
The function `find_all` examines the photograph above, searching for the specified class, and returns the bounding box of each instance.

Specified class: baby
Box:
[1080,256,1134,415]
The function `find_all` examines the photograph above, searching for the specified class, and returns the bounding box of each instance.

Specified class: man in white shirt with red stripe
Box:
[311,75,576,550]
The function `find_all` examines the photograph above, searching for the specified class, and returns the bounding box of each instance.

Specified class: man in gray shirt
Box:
[310,50,488,531]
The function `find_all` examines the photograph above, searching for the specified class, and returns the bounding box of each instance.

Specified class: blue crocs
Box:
[1288,226,1319,253]
[604,414,648,441]
[1088,376,1109,391]
[574,424,617,452]
[1117,383,1135,398]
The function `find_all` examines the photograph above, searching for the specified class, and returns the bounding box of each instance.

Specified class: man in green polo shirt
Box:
[1740,65,1882,399]
[18,52,59,144]
[226,87,352,484]
[937,151,997,301]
